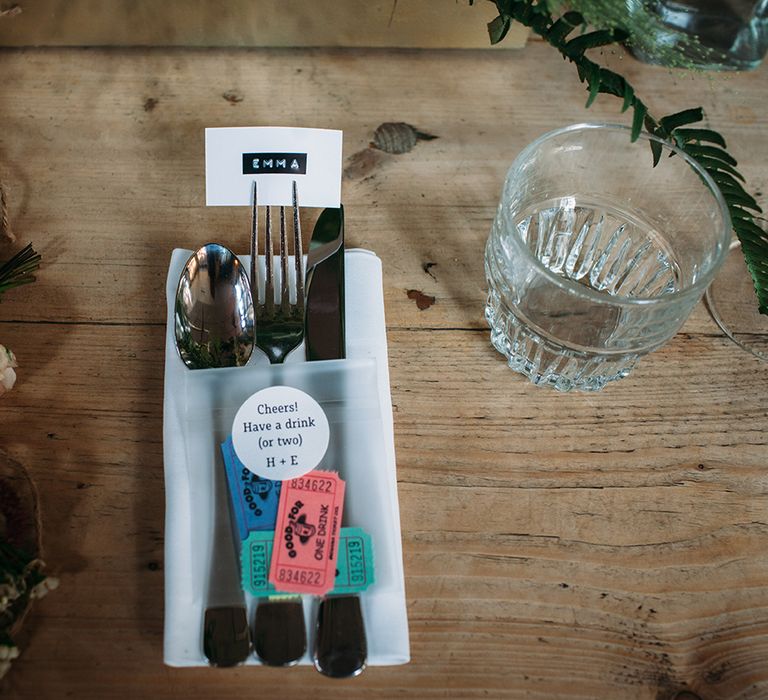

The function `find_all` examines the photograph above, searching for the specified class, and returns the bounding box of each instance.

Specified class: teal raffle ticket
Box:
[242,526,374,596]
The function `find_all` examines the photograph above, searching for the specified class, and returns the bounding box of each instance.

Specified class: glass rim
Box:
[504,122,733,308]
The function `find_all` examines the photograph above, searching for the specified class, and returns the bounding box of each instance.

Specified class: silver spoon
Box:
[175,243,254,667]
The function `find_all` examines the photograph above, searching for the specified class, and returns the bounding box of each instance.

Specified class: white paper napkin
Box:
[163,248,410,667]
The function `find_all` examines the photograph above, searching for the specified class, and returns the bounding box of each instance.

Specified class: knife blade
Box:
[304,206,368,678]
[306,206,345,274]
[305,206,345,362]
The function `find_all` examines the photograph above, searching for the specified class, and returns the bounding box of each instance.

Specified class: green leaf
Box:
[721,189,762,213]
[715,178,750,196]
[674,128,727,148]
[488,14,512,44]
[490,0,514,14]
[547,11,583,43]
[631,102,647,142]
[700,158,747,183]
[719,188,762,214]
[729,211,768,314]
[659,107,704,133]
[585,65,601,107]
[613,29,630,43]
[729,205,757,222]
[621,83,634,113]
[684,143,738,167]
[650,138,663,167]
[518,1,534,24]
[530,13,550,34]
[561,10,584,24]
[594,68,624,98]
[733,217,767,241]
[563,29,620,57]
[709,169,747,191]
[643,114,657,132]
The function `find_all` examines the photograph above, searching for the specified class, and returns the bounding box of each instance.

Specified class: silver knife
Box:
[305,207,368,678]
[305,207,345,362]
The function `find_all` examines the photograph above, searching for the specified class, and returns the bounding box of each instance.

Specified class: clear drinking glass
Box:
[484,123,732,392]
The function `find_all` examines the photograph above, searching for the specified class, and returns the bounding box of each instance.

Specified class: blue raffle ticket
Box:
[221,436,281,540]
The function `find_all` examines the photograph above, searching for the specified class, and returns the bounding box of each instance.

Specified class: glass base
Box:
[484,288,639,392]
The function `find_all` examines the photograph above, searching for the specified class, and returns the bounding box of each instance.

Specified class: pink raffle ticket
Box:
[269,470,345,595]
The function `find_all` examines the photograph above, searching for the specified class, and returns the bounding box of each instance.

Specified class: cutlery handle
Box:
[203,606,249,667]
[207,452,245,607]
[202,452,250,667]
[252,598,307,666]
[313,595,367,678]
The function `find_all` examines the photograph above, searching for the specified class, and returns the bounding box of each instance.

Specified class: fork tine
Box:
[251,186,305,365]
[279,205,290,313]
[250,181,259,303]
[265,206,274,317]
[292,181,304,313]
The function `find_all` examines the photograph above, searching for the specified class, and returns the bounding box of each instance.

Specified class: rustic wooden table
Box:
[0,42,766,700]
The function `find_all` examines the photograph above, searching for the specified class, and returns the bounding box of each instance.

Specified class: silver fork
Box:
[251,181,305,365]
[249,180,308,666]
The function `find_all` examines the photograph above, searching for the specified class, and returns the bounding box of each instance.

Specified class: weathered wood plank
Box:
[0,47,766,331]
[0,319,765,698]
[0,43,766,699]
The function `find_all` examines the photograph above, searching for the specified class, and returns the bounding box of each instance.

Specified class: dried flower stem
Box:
[0,182,14,244]
[0,244,41,297]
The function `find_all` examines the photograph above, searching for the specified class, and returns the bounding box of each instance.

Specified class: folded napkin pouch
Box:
[163,248,410,667]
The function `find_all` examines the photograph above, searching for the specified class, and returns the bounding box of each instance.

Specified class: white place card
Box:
[205,126,342,208]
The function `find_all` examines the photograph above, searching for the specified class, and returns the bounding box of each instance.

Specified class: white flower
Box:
[0,345,17,396]
[0,645,18,661]
[30,576,59,599]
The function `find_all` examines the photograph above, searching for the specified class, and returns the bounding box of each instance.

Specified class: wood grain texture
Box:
[0,43,766,699]
[0,0,529,49]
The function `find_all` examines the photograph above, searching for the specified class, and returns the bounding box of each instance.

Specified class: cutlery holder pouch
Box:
[171,357,404,664]
[164,246,408,666]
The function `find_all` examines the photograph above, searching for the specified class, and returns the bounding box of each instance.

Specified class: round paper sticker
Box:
[231,386,330,480]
